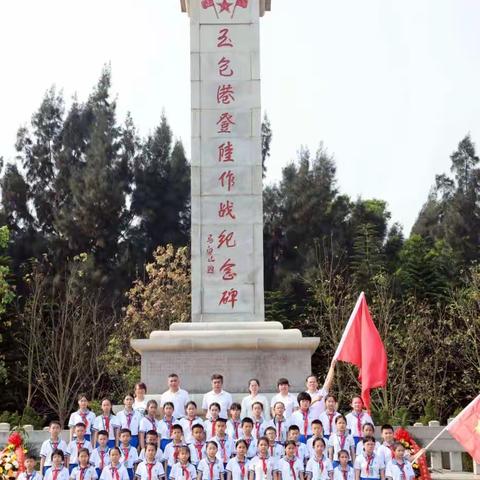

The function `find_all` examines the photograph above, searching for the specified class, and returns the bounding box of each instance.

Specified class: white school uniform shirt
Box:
[264,418,290,443]
[327,433,355,461]
[251,418,266,440]
[318,412,341,437]
[44,467,70,480]
[163,442,188,467]
[135,461,165,480]
[70,465,98,480]
[134,400,148,417]
[333,465,355,480]
[197,457,224,480]
[116,410,141,436]
[239,436,258,459]
[188,441,206,466]
[204,419,220,441]
[18,471,40,480]
[226,457,250,480]
[385,460,414,480]
[354,453,385,479]
[267,443,284,459]
[290,410,317,437]
[270,394,298,419]
[68,439,93,464]
[202,390,233,419]
[160,389,190,419]
[306,437,325,459]
[90,448,111,471]
[93,415,120,441]
[158,417,179,440]
[41,438,70,466]
[212,435,235,464]
[139,416,161,434]
[248,456,278,480]
[377,444,409,466]
[305,455,333,480]
[345,412,373,438]
[305,388,328,417]
[69,411,97,436]
[226,420,243,440]
[169,463,197,480]
[139,447,164,464]
[277,457,304,480]
[99,464,129,480]
[119,445,140,469]
[356,441,381,458]
[293,443,308,464]
[241,395,270,421]
[179,417,204,443]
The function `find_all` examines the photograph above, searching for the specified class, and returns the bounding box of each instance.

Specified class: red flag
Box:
[333,292,387,411]
[202,0,214,8]
[447,395,480,464]
[235,0,249,7]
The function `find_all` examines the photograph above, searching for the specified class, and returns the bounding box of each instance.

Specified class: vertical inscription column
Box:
[190,0,264,322]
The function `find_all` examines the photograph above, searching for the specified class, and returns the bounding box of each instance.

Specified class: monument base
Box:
[131,322,319,393]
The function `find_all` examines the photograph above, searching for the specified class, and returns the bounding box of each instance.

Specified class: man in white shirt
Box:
[202,373,233,418]
[160,373,190,418]
[305,375,328,417]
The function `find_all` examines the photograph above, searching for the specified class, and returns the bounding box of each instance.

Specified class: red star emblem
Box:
[217,0,233,13]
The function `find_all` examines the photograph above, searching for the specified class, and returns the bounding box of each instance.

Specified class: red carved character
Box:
[219,288,238,308]
[217,84,235,105]
[217,28,233,48]
[218,170,235,191]
[218,57,234,77]
[218,230,236,248]
[218,200,236,219]
[216,113,235,134]
[220,258,237,281]
[218,141,234,162]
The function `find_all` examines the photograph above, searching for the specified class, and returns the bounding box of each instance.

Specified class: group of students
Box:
[19,373,416,480]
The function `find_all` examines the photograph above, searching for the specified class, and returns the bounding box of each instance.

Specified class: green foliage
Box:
[0,406,45,430]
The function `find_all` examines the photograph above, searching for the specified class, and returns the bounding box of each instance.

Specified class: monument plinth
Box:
[131,0,319,393]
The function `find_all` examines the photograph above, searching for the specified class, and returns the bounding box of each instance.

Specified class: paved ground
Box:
[431,471,480,479]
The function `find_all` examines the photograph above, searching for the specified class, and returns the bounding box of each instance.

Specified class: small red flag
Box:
[202,0,215,8]
[235,0,249,7]
[447,395,480,464]
[333,292,387,411]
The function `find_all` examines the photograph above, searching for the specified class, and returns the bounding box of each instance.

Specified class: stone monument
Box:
[131,0,319,394]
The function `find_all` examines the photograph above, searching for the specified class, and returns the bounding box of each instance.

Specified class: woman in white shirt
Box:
[241,379,270,421]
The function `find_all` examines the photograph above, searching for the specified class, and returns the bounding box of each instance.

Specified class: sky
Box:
[1,0,480,234]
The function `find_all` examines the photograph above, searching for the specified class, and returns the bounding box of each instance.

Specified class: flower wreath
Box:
[395,427,431,480]
[0,432,26,480]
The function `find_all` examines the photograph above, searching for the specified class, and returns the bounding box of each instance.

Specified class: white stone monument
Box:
[131,0,319,394]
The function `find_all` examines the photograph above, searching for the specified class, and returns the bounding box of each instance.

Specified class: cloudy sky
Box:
[1,0,479,233]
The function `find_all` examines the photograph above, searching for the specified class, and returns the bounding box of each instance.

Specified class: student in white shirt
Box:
[68,424,93,473]
[40,420,70,475]
[226,440,250,480]
[355,425,380,458]
[211,418,235,467]
[70,448,98,480]
[306,421,324,459]
[239,419,257,460]
[197,441,225,480]
[376,426,398,466]
[345,398,373,448]
[240,379,270,421]
[179,401,204,443]
[119,429,140,480]
[264,402,290,444]
[92,399,120,448]
[204,404,222,441]
[189,424,207,467]
[250,403,266,440]
[226,404,243,441]
[68,394,96,442]
[353,436,385,480]
[133,383,148,416]
[90,431,111,477]
[290,393,316,444]
[202,374,233,419]
[163,425,188,478]
[385,443,414,480]
[170,446,197,480]
[277,441,304,480]
[18,454,40,480]
[160,374,190,419]
[100,448,129,480]
[248,437,277,480]
[305,437,333,480]
[135,443,165,480]
[140,400,161,450]
[117,394,142,448]
[44,450,70,480]
[270,379,298,419]
[286,426,308,465]
[327,416,355,467]
[159,402,178,451]
[333,451,355,480]
[264,427,285,459]
[139,432,164,465]
[319,396,341,440]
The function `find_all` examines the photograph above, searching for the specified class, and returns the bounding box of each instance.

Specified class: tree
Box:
[261,113,272,177]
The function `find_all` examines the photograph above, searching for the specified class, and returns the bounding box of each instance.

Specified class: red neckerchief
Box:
[269,445,274,457]
[103,416,110,432]
[341,467,348,480]
[275,419,282,441]
[233,421,240,439]
[147,416,157,431]
[100,450,106,469]
[327,413,335,433]
[125,411,132,429]
[355,412,363,437]
[365,454,374,476]
[255,422,261,439]
[110,467,119,480]
[79,467,87,480]
[338,433,346,450]
[165,418,173,437]
[79,411,89,429]
[52,469,60,480]
[260,456,268,475]
[195,443,204,460]
[123,447,130,462]
[219,438,227,463]
[211,420,217,438]
[77,441,84,454]
[315,456,324,473]
[146,463,154,480]
[287,459,296,480]
[301,409,309,436]
[208,459,216,480]
[181,464,190,480]
[394,461,406,480]
[238,459,246,479]
[50,440,59,450]
[173,444,180,462]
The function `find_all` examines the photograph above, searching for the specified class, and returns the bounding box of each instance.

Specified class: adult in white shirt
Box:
[240,378,270,420]
[160,373,190,418]
[202,373,233,418]
[133,382,148,416]
[305,370,332,417]
[270,378,298,418]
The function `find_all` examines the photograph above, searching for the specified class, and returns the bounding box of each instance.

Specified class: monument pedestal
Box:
[131,322,319,393]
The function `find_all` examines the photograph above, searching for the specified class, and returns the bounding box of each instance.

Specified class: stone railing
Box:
[1,420,478,477]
